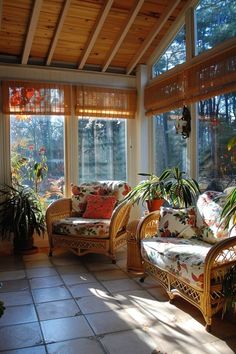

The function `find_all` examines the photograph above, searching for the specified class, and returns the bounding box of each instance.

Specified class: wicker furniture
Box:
[46,181,132,263]
[136,193,236,331]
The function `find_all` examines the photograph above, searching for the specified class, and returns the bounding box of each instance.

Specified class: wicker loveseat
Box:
[136,190,236,331]
[46,181,132,263]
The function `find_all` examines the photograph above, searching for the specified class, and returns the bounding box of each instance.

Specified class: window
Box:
[78,118,127,183]
[195,0,236,54]
[198,92,236,189]
[152,26,186,78]
[153,109,187,175]
[10,115,65,202]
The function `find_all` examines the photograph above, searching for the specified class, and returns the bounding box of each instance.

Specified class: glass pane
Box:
[78,118,127,182]
[153,109,187,175]
[198,93,236,190]
[195,0,236,55]
[10,115,65,203]
[152,26,186,78]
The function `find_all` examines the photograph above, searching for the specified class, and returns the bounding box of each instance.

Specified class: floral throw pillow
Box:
[82,195,117,219]
[196,191,228,244]
[157,206,197,239]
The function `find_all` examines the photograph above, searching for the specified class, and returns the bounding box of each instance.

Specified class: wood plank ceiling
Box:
[0,0,190,76]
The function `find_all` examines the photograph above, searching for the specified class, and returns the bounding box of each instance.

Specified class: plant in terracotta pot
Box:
[163,167,200,208]
[0,184,46,253]
[124,171,170,212]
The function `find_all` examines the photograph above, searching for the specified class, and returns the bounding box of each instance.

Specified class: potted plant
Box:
[124,171,170,212]
[163,167,200,208]
[0,184,46,253]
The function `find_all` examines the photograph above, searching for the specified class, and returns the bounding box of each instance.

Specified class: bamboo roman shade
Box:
[145,41,236,116]
[2,81,71,115]
[75,86,137,119]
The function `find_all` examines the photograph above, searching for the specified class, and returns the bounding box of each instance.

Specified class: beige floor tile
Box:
[32,285,72,303]
[68,282,108,298]
[61,272,97,285]
[55,264,88,275]
[3,346,47,354]
[26,267,58,278]
[0,290,33,306]
[0,322,43,351]
[76,293,121,314]
[93,269,129,281]
[24,260,53,268]
[82,260,118,272]
[101,278,142,294]
[36,299,80,320]
[0,304,37,326]
[100,328,160,354]
[30,275,63,289]
[47,338,105,354]
[0,279,29,292]
[41,316,93,343]
[0,269,26,281]
[50,252,82,266]
[85,310,136,335]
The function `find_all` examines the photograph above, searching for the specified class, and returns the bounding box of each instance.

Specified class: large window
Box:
[152,26,186,78]
[198,92,236,190]
[10,115,65,202]
[195,0,236,55]
[78,118,127,182]
[153,109,187,175]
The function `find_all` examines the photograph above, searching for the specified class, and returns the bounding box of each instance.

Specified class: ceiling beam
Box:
[102,0,145,73]
[46,0,72,66]
[21,0,43,65]
[0,0,3,30]
[147,0,199,68]
[78,0,113,70]
[126,0,182,75]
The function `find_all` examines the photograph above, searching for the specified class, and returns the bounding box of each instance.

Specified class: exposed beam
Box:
[78,0,113,70]
[126,0,182,75]
[102,0,145,72]
[147,0,199,68]
[46,0,72,66]
[0,0,3,30]
[21,0,43,65]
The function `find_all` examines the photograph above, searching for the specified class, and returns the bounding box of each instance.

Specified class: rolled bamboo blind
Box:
[75,85,137,119]
[2,81,71,115]
[145,41,236,116]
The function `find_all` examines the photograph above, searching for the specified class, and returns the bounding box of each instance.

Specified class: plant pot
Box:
[13,236,38,255]
[146,199,164,212]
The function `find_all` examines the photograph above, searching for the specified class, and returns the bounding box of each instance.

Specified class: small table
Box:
[126,219,144,273]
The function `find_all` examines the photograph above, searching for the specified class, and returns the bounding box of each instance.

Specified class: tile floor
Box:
[0,246,235,354]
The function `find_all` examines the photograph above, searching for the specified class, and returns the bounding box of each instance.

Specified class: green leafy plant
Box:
[124,171,170,207]
[163,167,200,208]
[220,187,236,230]
[0,184,46,251]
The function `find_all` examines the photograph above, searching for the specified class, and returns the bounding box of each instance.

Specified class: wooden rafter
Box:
[102,0,145,73]
[78,0,114,70]
[147,0,199,68]
[46,0,72,66]
[126,0,182,75]
[21,0,43,65]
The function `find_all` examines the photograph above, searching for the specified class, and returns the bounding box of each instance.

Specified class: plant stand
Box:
[126,219,144,273]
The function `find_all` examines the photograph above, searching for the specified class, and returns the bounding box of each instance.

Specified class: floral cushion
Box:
[141,237,213,290]
[196,191,228,244]
[157,206,197,239]
[83,195,117,219]
[71,181,130,216]
[52,217,110,238]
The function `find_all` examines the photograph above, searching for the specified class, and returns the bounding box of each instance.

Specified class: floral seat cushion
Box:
[52,217,110,239]
[141,237,213,290]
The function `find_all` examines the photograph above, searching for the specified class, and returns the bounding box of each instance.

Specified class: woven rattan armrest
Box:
[46,198,72,236]
[136,211,160,242]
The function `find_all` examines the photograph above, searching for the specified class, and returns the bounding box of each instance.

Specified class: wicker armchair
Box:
[46,181,132,263]
[136,204,236,331]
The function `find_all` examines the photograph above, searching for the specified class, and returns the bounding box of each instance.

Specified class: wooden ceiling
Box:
[0,0,191,76]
